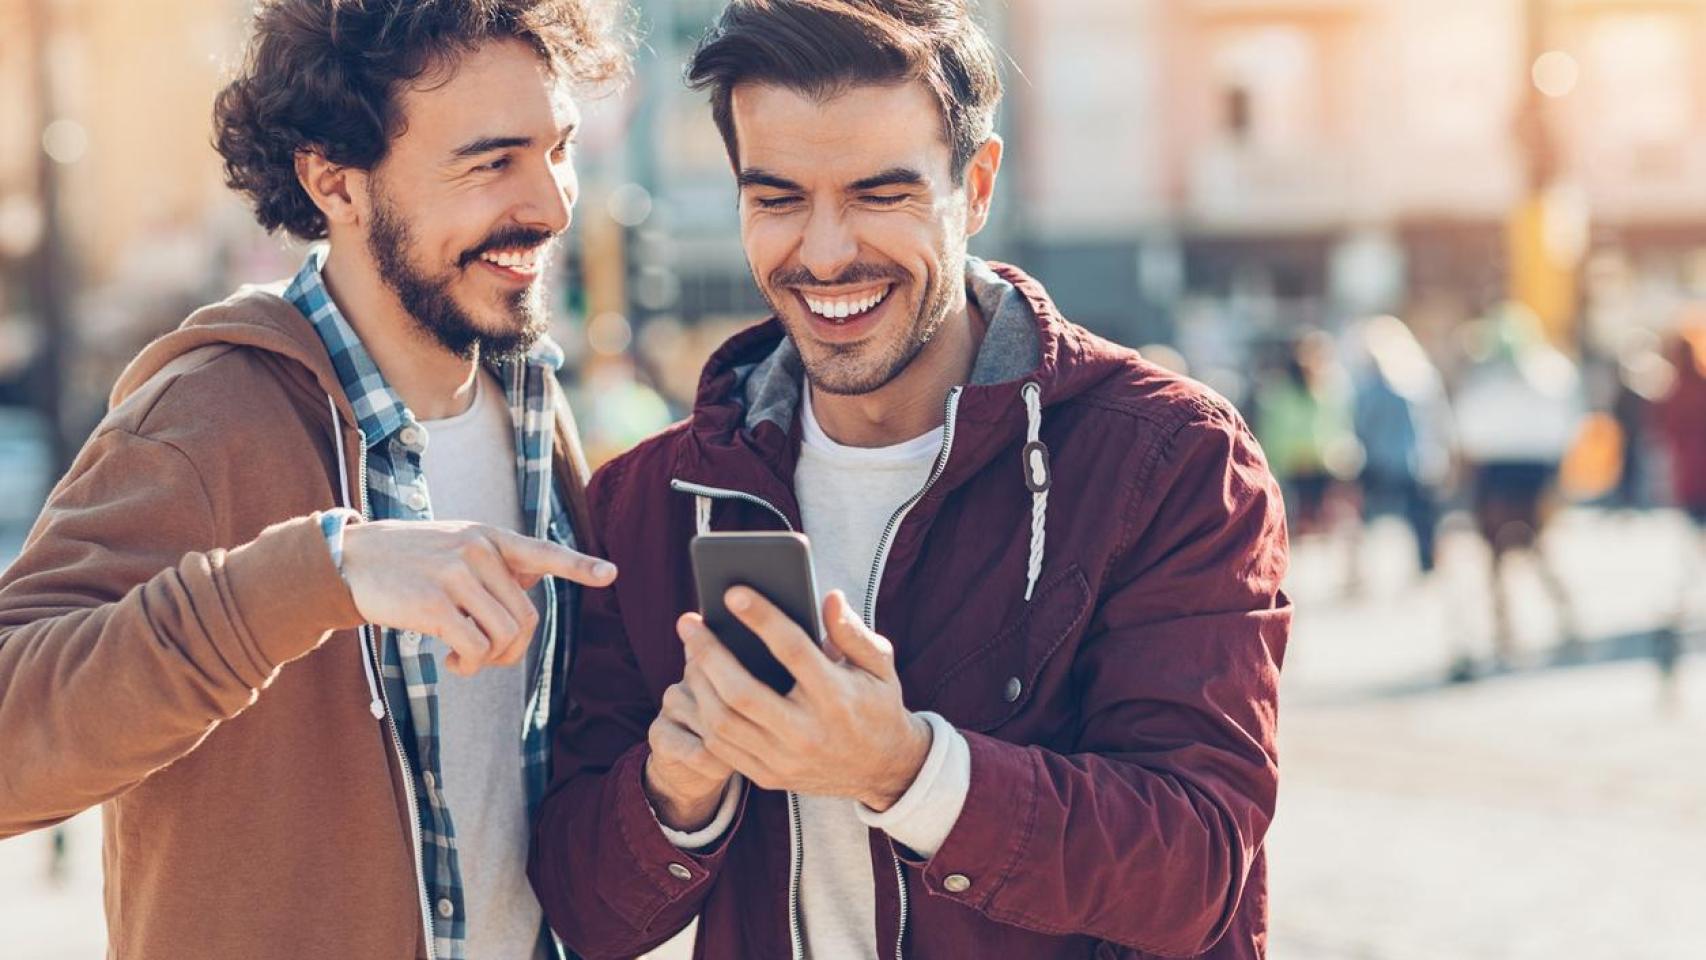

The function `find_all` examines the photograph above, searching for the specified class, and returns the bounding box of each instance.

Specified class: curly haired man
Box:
[0,3,625,958]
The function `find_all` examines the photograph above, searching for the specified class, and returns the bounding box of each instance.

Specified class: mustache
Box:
[770,262,908,290]
[459,226,557,268]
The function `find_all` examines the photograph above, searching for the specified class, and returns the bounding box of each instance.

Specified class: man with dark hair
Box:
[0,2,625,958]
[529,1,1289,958]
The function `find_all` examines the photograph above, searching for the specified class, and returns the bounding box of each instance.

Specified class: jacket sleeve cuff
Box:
[910,730,1037,909]
[217,513,367,682]
[858,711,969,859]
[608,744,744,930]
[655,774,745,850]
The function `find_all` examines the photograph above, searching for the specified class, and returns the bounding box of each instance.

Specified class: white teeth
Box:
[803,286,890,320]
[482,248,539,271]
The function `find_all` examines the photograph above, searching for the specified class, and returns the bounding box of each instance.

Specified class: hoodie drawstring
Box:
[695,495,713,536]
[329,393,387,721]
[1021,382,1050,602]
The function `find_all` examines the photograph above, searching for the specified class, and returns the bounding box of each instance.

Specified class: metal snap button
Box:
[436,897,455,919]
[1003,676,1023,703]
[667,862,693,881]
[943,873,972,893]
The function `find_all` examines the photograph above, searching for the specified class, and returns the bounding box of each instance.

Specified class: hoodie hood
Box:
[110,283,360,430]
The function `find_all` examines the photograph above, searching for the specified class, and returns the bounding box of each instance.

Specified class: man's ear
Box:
[963,135,1003,238]
[295,150,371,230]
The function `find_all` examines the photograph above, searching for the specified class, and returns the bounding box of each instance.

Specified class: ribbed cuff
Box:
[655,775,745,850]
[857,711,970,860]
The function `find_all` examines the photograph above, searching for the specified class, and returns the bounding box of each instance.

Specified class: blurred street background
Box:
[5,0,1706,957]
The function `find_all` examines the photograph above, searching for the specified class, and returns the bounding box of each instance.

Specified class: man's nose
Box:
[798,207,858,283]
[518,159,575,236]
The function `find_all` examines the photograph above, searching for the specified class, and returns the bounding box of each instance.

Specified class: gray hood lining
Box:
[736,258,1043,433]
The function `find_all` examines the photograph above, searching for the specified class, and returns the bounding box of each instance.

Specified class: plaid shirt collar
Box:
[284,244,565,448]
[285,247,571,960]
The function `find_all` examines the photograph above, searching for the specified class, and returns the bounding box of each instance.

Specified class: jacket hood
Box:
[110,284,358,428]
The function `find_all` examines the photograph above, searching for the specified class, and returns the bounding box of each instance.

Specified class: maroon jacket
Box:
[530,262,1290,959]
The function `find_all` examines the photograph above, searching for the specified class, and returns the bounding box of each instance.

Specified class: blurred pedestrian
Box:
[1452,303,1585,673]
[1252,330,1363,540]
[1348,315,1453,585]
[1653,320,1706,697]
[1606,333,1672,513]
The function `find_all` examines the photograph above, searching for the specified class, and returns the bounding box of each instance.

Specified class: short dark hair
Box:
[686,0,1003,184]
[213,0,628,241]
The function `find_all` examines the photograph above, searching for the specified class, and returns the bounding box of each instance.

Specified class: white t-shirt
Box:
[417,369,547,960]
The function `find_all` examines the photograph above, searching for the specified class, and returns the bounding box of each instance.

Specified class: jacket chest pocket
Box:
[919,564,1092,732]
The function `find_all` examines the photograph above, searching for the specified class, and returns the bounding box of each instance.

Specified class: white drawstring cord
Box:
[1021,382,1050,602]
[329,393,386,721]
[695,495,712,536]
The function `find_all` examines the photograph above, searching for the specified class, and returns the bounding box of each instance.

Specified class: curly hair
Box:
[213,0,628,241]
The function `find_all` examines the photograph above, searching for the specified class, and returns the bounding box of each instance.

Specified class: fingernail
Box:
[726,588,750,612]
[593,561,617,580]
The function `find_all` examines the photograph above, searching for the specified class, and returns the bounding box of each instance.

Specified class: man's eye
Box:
[477,157,511,173]
[862,194,908,206]
[754,196,801,210]
[550,140,574,162]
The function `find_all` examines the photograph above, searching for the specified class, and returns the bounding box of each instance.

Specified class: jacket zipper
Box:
[670,384,963,960]
[354,438,440,960]
[860,386,962,960]
[668,478,805,959]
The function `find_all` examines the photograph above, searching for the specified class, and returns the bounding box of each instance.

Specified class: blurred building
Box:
[1003,0,1706,348]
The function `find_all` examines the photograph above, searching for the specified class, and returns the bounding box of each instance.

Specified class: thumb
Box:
[823,590,894,679]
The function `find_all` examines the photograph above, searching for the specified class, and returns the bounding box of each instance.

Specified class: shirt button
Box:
[943,873,972,894]
[406,489,428,512]
[400,630,422,652]
[436,897,455,919]
[1003,677,1023,703]
[667,862,693,881]
[399,426,423,448]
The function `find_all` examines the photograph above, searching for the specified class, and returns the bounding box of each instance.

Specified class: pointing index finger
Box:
[490,529,617,587]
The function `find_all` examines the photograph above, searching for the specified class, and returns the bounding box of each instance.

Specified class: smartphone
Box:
[690,532,824,694]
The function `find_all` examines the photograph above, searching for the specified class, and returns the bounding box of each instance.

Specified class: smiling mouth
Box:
[474,245,547,278]
[797,284,894,324]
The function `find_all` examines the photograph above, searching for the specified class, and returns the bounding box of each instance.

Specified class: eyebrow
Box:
[449,122,579,160]
[736,168,805,192]
[849,167,926,191]
[736,166,928,193]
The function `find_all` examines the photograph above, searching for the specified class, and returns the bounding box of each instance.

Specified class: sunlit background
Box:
[4,1,1706,958]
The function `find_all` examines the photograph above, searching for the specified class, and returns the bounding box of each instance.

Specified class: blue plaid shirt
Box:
[287,248,574,960]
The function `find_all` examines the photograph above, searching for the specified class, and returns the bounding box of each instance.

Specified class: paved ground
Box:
[3,508,1703,958]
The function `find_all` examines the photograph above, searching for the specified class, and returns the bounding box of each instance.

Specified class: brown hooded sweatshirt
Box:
[0,285,588,959]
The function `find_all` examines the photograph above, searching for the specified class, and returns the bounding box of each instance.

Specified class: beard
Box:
[366,188,552,364]
[760,247,962,397]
